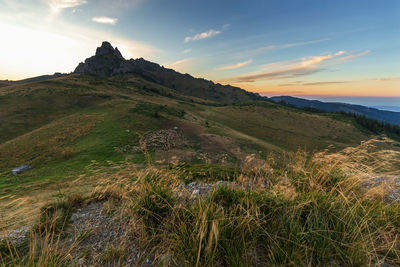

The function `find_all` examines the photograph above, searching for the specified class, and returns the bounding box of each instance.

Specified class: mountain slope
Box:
[74,41,263,104]
[270,96,400,125]
[0,74,375,176]
[1,42,400,253]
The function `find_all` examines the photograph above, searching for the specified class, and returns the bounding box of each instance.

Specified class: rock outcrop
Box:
[74,41,126,76]
[74,41,264,104]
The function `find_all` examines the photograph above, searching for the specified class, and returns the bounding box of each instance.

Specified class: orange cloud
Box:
[224,51,368,83]
[218,59,253,70]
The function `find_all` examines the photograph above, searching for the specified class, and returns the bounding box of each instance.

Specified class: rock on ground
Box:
[64,202,152,266]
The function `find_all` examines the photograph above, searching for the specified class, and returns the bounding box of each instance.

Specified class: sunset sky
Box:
[0,0,399,100]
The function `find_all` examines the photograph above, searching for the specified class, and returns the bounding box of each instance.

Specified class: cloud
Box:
[183,48,192,54]
[92,16,118,25]
[165,58,193,72]
[218,59,253,70]
[0,18,159,80]
[225,51,369,83]
[47,0,87,13]
[238,38,331,58]
[279,81,352,87]
[374,77,398,82]
[338,50,370,61]
[184,29,221,43]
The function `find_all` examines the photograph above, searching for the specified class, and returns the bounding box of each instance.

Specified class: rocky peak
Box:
[74,41,127,76]
[95,41,124,60]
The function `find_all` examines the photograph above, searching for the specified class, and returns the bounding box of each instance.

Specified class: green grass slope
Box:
[0,74,374,171]
[0,74,376,203]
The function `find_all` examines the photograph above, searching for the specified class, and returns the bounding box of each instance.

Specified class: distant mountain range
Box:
[372,106,400,112]
[270,96,400,126]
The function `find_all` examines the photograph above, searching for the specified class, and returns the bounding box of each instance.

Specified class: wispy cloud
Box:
[183,48,192,54]
[92,16,118,25]
[374,77,398,82]
[259,38,330,53]
[338,50,370,61]
[184,29,221,43]
[47,0,87,13]
[237,38,331,58]
[165,58,193,72]
[279,81,352,87]
[225,51,369,83]
[218,59,253,70]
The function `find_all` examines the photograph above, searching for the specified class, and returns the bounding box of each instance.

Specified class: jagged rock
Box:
[95,41,124,60]
[74,41,126,77]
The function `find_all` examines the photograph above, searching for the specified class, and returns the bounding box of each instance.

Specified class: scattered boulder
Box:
[11,165,31,175]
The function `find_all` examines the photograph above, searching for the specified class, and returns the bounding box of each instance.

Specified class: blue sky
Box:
[0,0,399,100]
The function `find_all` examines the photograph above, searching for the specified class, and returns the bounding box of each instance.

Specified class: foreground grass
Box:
[3,151,398,266]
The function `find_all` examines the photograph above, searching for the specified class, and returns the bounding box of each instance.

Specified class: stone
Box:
[0,226,29,245]
[192,189,200,195]
[11,165,31,175]
[386,188,400,204]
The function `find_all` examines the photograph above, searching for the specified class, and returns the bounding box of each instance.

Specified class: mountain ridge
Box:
[270,95,400,126]
[74,41,263,104]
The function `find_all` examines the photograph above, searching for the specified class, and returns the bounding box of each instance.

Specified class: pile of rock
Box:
[139,129,182,151]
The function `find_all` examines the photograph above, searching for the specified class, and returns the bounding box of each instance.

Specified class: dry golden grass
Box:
[0,113,104,170]
[1,136,399,265]
[0,174,98,232]
[315,136,400,201]
[85,149,399,266]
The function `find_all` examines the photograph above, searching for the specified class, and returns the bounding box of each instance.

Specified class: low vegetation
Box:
[2,150,399,266]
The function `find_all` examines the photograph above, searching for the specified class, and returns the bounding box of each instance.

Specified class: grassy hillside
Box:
[0,73,395,231]
[1,73,399,266]
[0,74,373,172]
[200,102,370,151]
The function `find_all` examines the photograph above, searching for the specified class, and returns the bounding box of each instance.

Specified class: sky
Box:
[0,0,399,103]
